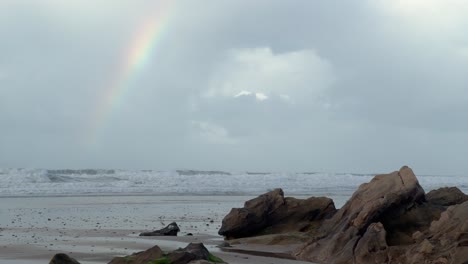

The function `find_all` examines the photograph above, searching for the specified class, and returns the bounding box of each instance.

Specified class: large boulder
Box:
[294,166,426,263]
[426,186,468,206]
[139,222,180,236]
[218,188,336,239]
[49,253,80,264]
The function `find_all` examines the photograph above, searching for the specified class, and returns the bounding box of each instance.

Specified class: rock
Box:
[379,186,467,246]
[107,243,224,264]
[380,201,443,246]
[108,245,163,264]
[426,187,468,206]
[139,222,180,236]
[168,243,210,264]
[187,260,212,264]
[394,201,468,264]
[294,166,426,263]
[412,230,424,242]
[433,258,449,264]
[354,222,389,264]
[218,188,336,239]
[417,239,433,254]
[167,243,226,264]
[293,166,468,264]
[49,253,80,264]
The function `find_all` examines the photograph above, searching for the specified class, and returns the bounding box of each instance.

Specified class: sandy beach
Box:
[0,195,315,264]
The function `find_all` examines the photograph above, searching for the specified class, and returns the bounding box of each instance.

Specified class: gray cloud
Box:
[1,1,468,174]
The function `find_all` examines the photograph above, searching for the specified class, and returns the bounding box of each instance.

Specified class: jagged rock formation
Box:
[293,166,468,264]
[108,243,225,264]
[218,188,336,239]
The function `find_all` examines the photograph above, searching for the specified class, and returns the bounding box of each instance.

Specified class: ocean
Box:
[0,168,467,264]
[1,168,467,201]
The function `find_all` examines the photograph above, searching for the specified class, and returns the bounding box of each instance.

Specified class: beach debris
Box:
[107,243,225,264]
[218,188,336,239]
[139,222,180,236]
[49,253,81,264]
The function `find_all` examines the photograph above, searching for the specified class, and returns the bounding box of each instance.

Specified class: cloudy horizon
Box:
[1,1,468,175]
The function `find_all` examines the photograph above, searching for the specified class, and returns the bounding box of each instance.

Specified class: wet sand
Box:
[0,195,318,264]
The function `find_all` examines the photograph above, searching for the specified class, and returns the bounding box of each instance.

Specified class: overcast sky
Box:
[1,0,468,174]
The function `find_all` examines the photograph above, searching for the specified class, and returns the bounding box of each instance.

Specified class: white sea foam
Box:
[0,168,466,197]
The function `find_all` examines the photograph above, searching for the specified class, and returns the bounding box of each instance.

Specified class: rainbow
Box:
[87,2,172,145]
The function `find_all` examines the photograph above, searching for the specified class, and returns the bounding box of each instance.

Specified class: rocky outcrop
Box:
[218,188,336,239]
[381,200,468,264]
[139,222,180,236]
[295,166,426,263]
[294,166,468,264]
[418,201,468,263]
[426,186,468,206]
[49,253,80,264]
[108,245,163,264]
[108,243,225,264]
[168,243,225,264]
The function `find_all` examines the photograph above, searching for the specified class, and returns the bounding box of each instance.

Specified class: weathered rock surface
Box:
[139,222,180,236]
[167,243,216,264]
[218,188,336,239]
[108,243,225,264]
[383,200,468,264]
[295,166,425,263]
[426,186,468,206]
[354,222,389,264]
[49,253,80,264]
[108,245,163,264]
[294,166,468,264]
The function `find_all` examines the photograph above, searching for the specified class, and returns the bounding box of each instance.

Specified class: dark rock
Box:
[187,260,212,264]
[108,243,225,264]
[139,222,180,236]
[218,188,336,239]
[168,243,210,264]
[108,245,163,264]
[380,186,467,246]
[426,186,468,206]
[294,166,426,263]
[380,201,444,246]
[49,253,80,264]
[167,243,225,264]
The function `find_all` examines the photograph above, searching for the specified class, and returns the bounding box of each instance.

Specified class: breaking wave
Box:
[0,168,466,197]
